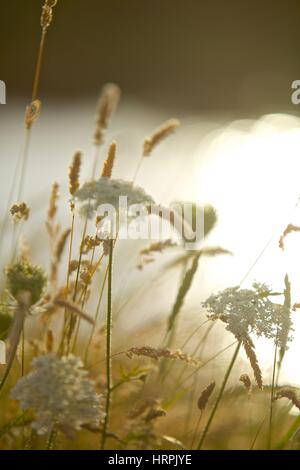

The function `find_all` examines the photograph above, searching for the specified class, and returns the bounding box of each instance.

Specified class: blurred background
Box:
[1,0,300,113]
[1,0,300,389]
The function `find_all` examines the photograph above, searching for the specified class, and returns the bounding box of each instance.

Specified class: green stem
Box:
[46,427,57,450]
[84,263,109,364]
[267,343,278,450]
[100,239,114,450]
[196,341,241,450]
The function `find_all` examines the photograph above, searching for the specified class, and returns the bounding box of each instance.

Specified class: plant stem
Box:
[196,341,241,450]
[46,427,57,450]
[100,239,114,450]
[267,343,278,450]
[0,304,26,394]
[84,263,109,364]
[32,29,47,102]
[191,411,202,449]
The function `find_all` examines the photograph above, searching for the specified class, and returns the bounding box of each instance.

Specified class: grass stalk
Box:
[267,343,278,450]
[196,341,241,450]
[100,239,114,450]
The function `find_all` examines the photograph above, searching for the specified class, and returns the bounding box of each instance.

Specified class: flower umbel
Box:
[11,354,103,436]
[203,283,293,348]
[6,261,47,306]
[75,177,155,218]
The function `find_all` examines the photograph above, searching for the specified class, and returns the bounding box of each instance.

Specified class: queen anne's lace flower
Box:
[203,283,293,348]
[11,354,103,436]
[75,178,155,218]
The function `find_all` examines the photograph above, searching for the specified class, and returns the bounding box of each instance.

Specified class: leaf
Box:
[164,246,232,270]
[54,298,94,325]
[167,252,201,332]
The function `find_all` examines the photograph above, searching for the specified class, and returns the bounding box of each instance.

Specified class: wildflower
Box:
[11,354,103,436]
[202,283,293,348]
[6,261,47,306]
[75,177,155,218]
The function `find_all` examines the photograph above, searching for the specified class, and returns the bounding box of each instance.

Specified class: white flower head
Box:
[203,282,293,348]
[11,354,103,436]
[75,177,155,219]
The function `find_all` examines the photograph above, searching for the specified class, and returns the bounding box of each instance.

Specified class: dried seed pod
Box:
[94,84,120,146]
[101,141,117,178]
[279,223,300,250]
[25,100,41,129]
[41,5,53,29]
[242,335,263,390]
[126,346,199,366]
[197,382,215,411]
[69,260,79,274]
[69,151,82,196]
[10,202,30,222]
[239,374,252,393]
[47,182,59,221]
[143,119,180,156]
[274,387,300,410]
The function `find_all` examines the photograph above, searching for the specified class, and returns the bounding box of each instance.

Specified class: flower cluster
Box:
[11,354,103,436]
[6,261,47,306]
[203,283,293,348]
[75,177,155,218]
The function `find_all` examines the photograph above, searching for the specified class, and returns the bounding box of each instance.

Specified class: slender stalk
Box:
[0,304,27,394]
[57,209,75,357]
[267,343,278,450]
[65,219,88,352]
[176,340,237,389]
[46,427,57,450]
[71,239,97,352]
[32,29,47,102]
[191,411,203,449]
[249,412,267,450]
[100,239,114,450]
[132,156,143,184]
[196,341,241,450]
[91,146,101,181]
[84,263,109,364]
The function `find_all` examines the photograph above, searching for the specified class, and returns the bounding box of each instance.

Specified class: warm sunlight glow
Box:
[192,114,300,386]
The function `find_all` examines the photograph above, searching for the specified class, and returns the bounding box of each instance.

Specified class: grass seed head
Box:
[69,151,82,196]
[197,381,216,411]
[25,100,41,129]
[101,141,117,178]
[143,118,180,156]
[10,202,30,222]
